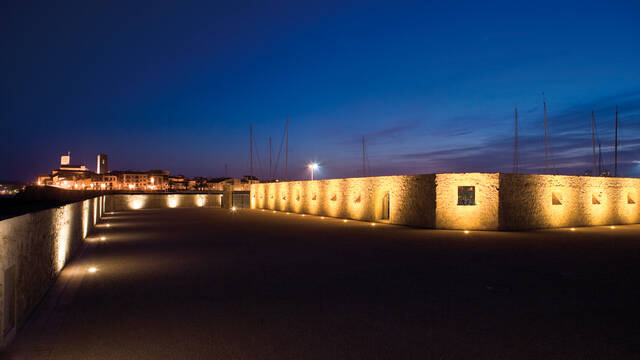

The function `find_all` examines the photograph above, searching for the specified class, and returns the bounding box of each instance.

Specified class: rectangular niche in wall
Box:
[592,192,602,205]
[552,191,563,205]
[3,265,16,336]
[457,186,475,206]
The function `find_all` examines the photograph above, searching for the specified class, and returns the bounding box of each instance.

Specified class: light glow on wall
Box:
[55,206,72,272]
[128,195,146,210]
[82,200,90,239]
[196,195,206,207]
[167,195,179,208]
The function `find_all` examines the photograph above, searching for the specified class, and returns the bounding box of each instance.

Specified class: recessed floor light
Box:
[88,267,98,273]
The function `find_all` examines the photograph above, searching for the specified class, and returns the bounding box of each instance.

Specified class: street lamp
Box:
[308,163,319,180]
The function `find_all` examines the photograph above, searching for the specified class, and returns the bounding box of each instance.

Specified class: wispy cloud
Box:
[366,90,640,177]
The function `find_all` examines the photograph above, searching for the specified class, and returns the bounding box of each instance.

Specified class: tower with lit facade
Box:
[97,154,108,174]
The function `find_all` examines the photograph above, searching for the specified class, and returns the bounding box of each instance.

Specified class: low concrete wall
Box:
[499,174,640,230]
[251,175,437,227]
[0,196,104,349]
[105,194,222,212]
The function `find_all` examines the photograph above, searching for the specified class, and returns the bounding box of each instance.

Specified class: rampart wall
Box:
[251,173,640,230]
[251,175,437,227]
[0,196,104,349]
[105,194,222,212]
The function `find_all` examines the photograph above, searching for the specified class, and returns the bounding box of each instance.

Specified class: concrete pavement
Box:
[3,207,640,359]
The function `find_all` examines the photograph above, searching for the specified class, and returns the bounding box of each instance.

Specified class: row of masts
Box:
[513,99,621,176]
[249,116,369,180]
[249,101,621,180]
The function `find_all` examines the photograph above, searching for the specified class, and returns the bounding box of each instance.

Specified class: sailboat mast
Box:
[513,107,519,174]
[285,115,289,180]
[543,97,549,173]
[591,111,596,176]
[614,105,618,177]
[250,124,253,177]
[598,142,602,176]
[269,137,272,180]
[362,135,366,177]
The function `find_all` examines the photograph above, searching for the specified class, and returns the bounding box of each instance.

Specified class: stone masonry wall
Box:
[105,194,222,212]
[499,174,640,230]
[435,173,500,230]
[0,196,103,349]
[251,175,437,227]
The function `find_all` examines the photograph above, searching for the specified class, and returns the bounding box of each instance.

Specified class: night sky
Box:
[3,0,639,182]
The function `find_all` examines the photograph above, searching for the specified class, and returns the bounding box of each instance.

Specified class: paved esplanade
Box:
[4,208,640,359]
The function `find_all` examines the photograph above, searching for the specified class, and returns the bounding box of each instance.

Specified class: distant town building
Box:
[97,154,108,174]
[36,152,259,191]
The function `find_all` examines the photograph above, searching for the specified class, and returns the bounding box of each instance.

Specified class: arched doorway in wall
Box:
[381,192,390,220]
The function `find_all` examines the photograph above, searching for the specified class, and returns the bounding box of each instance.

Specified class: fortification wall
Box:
[499,174,640,230]
[0,196,103,349]
[251,173,639,230]
[105,194,222,212]
[435,173,500,230]
[251,175,437,227]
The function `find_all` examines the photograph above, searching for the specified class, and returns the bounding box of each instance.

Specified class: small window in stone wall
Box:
[457,186,475,206]
[552,191,563,205]
[629,193,637,204]
[592,192,602,205]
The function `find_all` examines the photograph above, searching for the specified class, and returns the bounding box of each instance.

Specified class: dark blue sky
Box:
[3,0,639,181]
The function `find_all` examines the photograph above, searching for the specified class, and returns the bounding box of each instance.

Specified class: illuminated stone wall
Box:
[251,173,639,230]
[435,173,500,230]
[0,196,103,348]
[499,174,640,230]
[251,175,437,227]
[105,194,222,212]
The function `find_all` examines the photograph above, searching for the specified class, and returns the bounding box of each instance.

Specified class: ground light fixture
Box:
[610,226,616,229]
[100,236,106,241]
[88,267,98,273]
[464,230,470,234]
[106,224,111,227]
[231,206,237,212]
[343,219,348,223]
[371,223,376,226]
[570,228,576,231]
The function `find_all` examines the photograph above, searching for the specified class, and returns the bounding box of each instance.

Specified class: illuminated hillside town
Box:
[36,153,258,191]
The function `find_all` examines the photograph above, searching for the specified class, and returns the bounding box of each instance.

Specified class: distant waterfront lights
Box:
[570,228,576,231]
[370,222,376,226]
[610,226,616,229]
[343,219,348,223]
[464,230,469,234]
[128,184,134,190]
